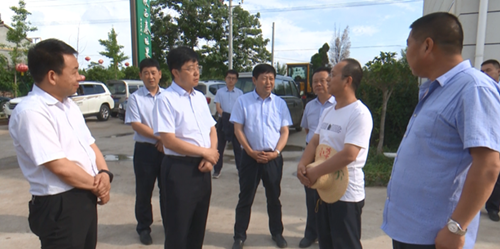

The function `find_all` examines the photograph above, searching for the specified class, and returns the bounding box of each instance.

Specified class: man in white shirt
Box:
[9,39,112,249]
[297,59,373,249]
[152,46,219,249]
[125,58,165,245]
[298,67,335,248]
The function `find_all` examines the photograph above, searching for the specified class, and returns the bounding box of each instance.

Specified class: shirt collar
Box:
[140,85,163,96]
[31,84,62,106]
[252,90,273,100]
[171,81,196,96]
[435,60,471,87]
[225,86,236,92]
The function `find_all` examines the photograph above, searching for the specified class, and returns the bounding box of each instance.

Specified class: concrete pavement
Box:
[0,118,499,249]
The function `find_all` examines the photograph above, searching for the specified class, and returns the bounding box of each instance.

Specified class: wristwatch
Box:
[98,169,114,183]
[447,218,467,236]
[275,150,281,156]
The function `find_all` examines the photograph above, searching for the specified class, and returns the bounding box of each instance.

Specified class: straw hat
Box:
[306,144,349,203]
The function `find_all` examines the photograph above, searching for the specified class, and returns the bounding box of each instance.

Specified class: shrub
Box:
[363,147,394,186]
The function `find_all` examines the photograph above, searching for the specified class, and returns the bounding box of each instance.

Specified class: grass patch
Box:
[363,147,394,187]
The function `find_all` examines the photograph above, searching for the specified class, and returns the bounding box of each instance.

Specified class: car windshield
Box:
[107,83,126,94]
[194,84,207,94]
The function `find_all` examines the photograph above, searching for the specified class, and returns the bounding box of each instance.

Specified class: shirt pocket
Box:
[267,108,283,132]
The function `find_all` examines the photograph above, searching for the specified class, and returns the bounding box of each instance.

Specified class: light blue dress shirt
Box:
[214,86,243,114]
[125,86,164,144]
[152,81,216,156]
[300,96,335,143]
[230,91,292,151]
[381,60,500,247]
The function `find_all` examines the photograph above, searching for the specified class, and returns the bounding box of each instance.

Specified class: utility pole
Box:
[271,22,275,67]
[229,0,233,69]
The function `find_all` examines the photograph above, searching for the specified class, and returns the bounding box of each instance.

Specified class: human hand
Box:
[202,148,220,165]
[155,140,164,153]
[262,151,278,162]
[97,193,110,205]
[93,173,111,198]
[297,163,311,187]
[435,226,465,249]
[198,159,214,173]
[304,167,320,188]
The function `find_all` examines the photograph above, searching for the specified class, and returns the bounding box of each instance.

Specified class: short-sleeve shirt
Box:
[125,86,165,144]
[9,85,98,196]
[230,91,292,151]
[381,60,500,247]
[300,96,335,143]
[214,86,243,114]
[314,100,373,202]
[152,81,216,156]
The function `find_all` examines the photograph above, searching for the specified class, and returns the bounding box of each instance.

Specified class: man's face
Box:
[140,66,162,90]
[327,62,347,97]
[253,72,275,97]
[406,31,425,77]
[56,54,81,98]
[225,73,238,88]
[174,60,200,89]
[312,71,329,95]
[481,63,500,82]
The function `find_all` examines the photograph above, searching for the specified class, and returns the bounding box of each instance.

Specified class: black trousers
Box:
[317,200,364,249]
[393,240,436,249]
[28,188,97,249]
[234,150,284,241]
[134,142,165,234]
[214,114,242,173]
[160,155,211,249]
[486,172,500,213]
[303,186,318,240]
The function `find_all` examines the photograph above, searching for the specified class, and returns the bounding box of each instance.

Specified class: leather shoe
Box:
[139,230,153,245]
[232,239,244,249]
[488,211,500,222]
[272,234,288,248]
[299,237,315,248]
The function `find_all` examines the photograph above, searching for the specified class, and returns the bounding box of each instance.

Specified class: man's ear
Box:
[46,70,58,86]
[171,69,180,80]
[423,37,434,56]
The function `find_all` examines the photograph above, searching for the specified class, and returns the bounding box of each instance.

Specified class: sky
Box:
[0,0,424,70]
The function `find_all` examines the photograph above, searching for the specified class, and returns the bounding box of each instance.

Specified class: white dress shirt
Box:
[9,85,98,196]
[125,86,164,144]
[152,81,216,156]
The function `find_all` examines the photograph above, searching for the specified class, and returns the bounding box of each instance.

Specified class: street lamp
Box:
[221,0,243,70]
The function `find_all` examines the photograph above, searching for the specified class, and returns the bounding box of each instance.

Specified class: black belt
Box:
[165,155,203,163]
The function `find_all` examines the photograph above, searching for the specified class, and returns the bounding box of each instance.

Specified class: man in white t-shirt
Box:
[297,58,373,249]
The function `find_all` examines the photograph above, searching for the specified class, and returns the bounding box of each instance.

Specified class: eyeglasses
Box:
[181,65,201,73]
[226,76,237,80]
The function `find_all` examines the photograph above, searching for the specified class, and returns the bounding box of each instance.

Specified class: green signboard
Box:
[134,0,152,63]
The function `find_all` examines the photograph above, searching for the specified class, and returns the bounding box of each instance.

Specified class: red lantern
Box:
[125,62,130,67]
[98,59,103,64]
[85,56,91,61]
[16,63,29,76]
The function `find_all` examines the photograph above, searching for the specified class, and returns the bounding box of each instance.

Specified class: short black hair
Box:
[482,59,500,69]
[139,58,160,72]
[167,46,198,79]
[252,64,276,79]
[410,12,463,55]
[28,38,77,83]
[313,67,331,76]
[226,69,239,79]
[341,58,363,91]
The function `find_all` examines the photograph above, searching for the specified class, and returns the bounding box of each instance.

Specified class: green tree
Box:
[121,66,140,80]
[0,55,14,92]
[329,25,350,66]
[98,27,129,80]
[80,64,115,84]
[276,62,286,75]
[6,0,37,97]
[310,43,330,71]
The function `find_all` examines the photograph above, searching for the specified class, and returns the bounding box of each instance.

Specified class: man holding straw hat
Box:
[297,58,373,249]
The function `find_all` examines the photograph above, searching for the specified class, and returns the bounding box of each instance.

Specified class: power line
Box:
[247,0,422,13]
[28,0,127,8]
[32,18,129,27]
[275,45,405,52]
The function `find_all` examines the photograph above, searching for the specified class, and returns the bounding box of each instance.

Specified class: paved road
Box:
[0,117,499,249]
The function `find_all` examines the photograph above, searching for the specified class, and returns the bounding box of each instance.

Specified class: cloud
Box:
[351,25,379,37]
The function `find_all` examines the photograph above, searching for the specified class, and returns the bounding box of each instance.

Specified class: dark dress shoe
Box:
[488,211,500,222]
[299,237,315,248]
[139,230,153,245]
[232,239,244,249]
[272,234,288,248]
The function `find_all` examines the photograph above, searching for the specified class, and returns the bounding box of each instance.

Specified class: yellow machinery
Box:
[286,63,314,102]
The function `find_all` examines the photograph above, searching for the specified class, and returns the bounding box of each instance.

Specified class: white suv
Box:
[4,81,114,121]
[194,80,226,118]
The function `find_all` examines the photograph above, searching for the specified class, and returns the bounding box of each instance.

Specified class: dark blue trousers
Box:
[303,186,318,241]
[214,113,242,173]
[486,173,500,213]
[392,240,436,249]
[317,200,364,249]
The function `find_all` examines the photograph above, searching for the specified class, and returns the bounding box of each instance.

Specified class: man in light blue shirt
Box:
[230,64,292,249]
[125,58,165,245]
[298,67,335,248]
[213,69,244,178]
[381,12,500,249]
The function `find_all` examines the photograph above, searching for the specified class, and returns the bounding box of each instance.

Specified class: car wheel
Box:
[97,104,110,121]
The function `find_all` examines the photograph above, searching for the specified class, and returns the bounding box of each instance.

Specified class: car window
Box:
[83,85,95,95]
[283,80,292,96]
[236,78,255,93]
[209,85,218,95]
[108,83,126,94]
[76,86,84,95]
[274,79,285,96]
[194,84,207,94]
[290,81,299,97]
[94,84,105,94]
[129,85,139,94]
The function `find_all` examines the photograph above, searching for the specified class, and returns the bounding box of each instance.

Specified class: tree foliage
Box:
[98,27,129,80]
[310,43,330,71]
[276,61,286,75]
[329,25,350,66]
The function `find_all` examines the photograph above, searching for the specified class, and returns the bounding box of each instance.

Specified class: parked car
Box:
[235,73,304,131]
[106,79,143,117]
[3,81,114,121]
[118,99,127,121]
[194,80,226,118]
[0,96,10,115]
